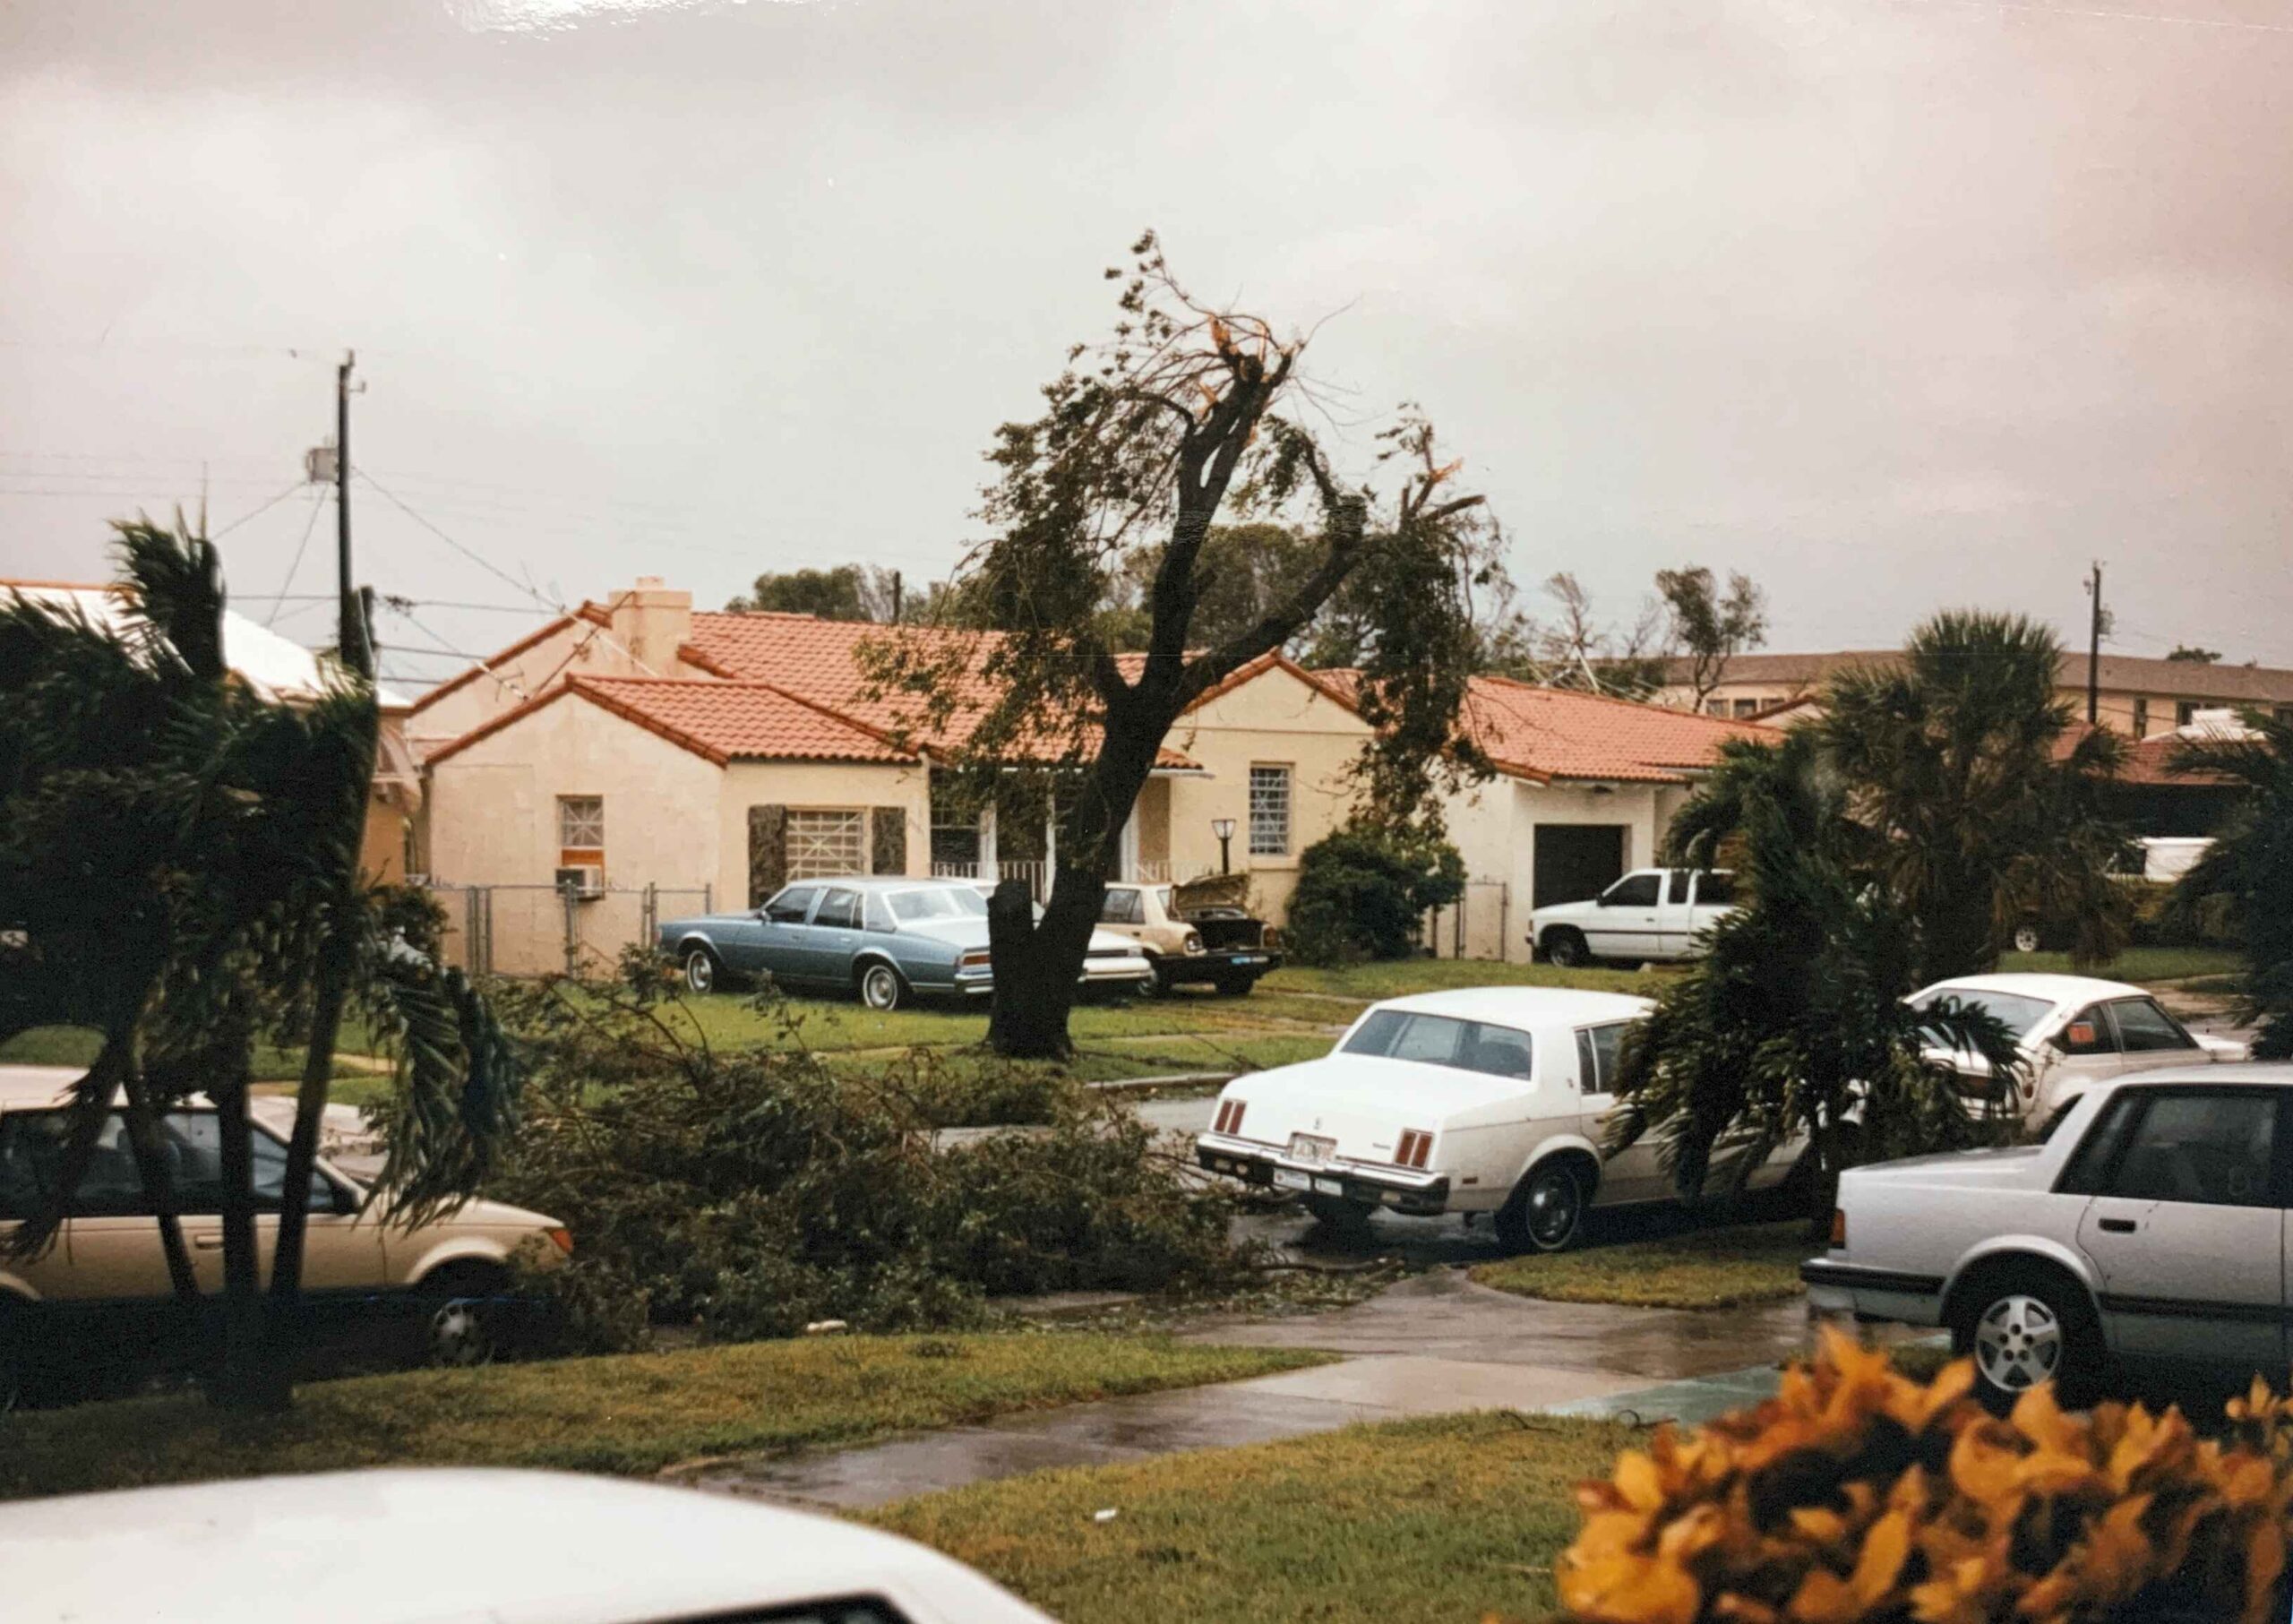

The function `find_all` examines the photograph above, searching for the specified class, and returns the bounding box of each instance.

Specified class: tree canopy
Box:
[2168,711,2293,1058]
[867,232,1499,1055]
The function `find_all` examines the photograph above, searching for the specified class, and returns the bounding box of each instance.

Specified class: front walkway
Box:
[683,1271,1848,1509]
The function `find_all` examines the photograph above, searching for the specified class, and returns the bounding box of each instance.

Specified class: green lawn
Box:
[872,1412,1633,1624]
[0,1026,382,1086]
[1469,1219,1814,1310]
[1260,958,1662,1003]
[1997,944,2241,985]
[0,1334,1327,1502]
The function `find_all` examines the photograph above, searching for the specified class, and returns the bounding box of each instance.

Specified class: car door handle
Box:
[2098,1217,2137,1234]
[191,1233,226,1250]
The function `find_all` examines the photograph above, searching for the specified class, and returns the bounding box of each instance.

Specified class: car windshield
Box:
[1908,987,2055,1043]
[885,887,989,922]
[1340,1010,1535,1080]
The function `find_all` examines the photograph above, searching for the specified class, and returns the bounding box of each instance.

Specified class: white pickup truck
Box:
[1529,867,1736,967]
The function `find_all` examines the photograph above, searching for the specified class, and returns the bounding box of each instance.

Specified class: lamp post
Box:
[1211,817,1236,876]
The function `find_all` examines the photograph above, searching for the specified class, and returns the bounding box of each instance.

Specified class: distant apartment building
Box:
[1656,650,2293,737]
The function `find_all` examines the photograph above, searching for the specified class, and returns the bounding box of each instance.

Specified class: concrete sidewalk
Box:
[684,1271,1835,1510]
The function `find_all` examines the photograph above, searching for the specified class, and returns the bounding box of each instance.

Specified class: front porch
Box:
[925,773,1206,899]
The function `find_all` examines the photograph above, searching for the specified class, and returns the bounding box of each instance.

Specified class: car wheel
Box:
[2012,924,2041,955]
[1303,1194,1376,1233]
[683,947,719,995]
[1496,1161,1585,1253]
[1543,930,1590,969]
[859,961,906,1012]
[0,1297,23,1413]
[1952,1265,2100,1415]
[1138,958,1168,997]
[420,1265,510,1370]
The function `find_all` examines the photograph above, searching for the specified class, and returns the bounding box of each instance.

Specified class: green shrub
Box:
[1557,1328,2293,1624]
[1284,823,1464,965]
[487,963,1248,1347]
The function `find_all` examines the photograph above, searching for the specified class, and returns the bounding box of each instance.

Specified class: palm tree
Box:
[2168,712,2293,1059]
[1610,731,2019,1224]
[1817,611,2132,983]
[0,520,520,1408]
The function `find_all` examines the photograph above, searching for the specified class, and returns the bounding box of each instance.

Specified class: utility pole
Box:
[891,569,904,623]
[2085,561,2103,726]
[337,352,370,679]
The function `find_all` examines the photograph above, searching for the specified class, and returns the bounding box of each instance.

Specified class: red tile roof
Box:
[425,675,915,768]
[683,612,1199,769]
[2056,723,2239,787]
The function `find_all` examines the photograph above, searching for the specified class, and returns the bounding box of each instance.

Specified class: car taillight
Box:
[1396,1129,1433,1169]
[1214,1098,1246,1136]
[546,1226,575,1258]
[958,949,992,968]
[1829,1208,1846,1249]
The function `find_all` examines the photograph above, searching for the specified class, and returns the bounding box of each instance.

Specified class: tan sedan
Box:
[0,1065,567,1399]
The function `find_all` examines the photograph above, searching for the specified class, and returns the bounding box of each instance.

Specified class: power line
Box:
[263,490,331,627]
[211,479,312,539]
[354,466,553,606]
[1890,0,2293,34]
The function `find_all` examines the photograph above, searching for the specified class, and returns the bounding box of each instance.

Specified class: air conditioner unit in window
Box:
[554,864,605,900]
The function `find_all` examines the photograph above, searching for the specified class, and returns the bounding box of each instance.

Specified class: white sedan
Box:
[1,1467,1052,1624]
[1908,972,2246,1122]
[1192,986,1799,1252]
[1804,1063,2293,1413]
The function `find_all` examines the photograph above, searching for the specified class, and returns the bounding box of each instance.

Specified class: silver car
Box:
[1803,1063,2293,1411]
[659,875,1154,1010]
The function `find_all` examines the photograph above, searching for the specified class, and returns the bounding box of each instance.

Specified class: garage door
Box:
[1533,825,1627,909]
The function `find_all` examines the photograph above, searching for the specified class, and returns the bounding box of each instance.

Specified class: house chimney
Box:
[610,576,692,675]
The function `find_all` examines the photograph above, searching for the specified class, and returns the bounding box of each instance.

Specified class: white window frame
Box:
[1248,764,1292,858]
[786,808,867,881]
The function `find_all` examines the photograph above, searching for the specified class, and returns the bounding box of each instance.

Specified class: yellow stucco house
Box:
[411,578,1767,974]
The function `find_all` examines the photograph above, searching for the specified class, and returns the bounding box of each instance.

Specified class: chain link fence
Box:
[422,881,714,978]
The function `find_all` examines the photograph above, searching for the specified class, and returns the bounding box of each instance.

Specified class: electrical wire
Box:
[263,489,331,627]
[354,467,555,606]
[212,479,313,539]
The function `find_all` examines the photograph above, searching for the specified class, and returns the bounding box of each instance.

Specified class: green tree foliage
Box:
[2168,711,2293,1059]
[726,564,913,623]
[1613,731,2018,1219]
[2167,643,2223,663]
[1816,611,2132,983]
[867,233,1497,1057]
[1284,823,1466,965]
[1655,565,1769,708]
[488,959,1246,1345]
[0,521,518,1408]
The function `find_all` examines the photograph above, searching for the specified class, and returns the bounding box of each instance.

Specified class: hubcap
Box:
[686,952,713,993]
[1528,1173,1579,1246]
[864,967,897,1009]
[2014,926,2040,954]
[1974,1293,2062,1392]
[429,1299,494,1369]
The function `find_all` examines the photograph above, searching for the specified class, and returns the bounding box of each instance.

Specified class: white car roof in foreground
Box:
[2099,1061,2293,1090]
[0,1065,94,1108]
[1,1468,1049,1624]
[1370,985,1653,1027]
[1921,973,2146,1006]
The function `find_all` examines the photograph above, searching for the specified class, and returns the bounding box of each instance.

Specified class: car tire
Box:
[1951,1262,2101,1415]
[1303,1194,1376,1233]
[0,1295,24,1413]
[1138,958,1169,997]
[858,960,907,1012]
[1495,1160,1587,1254]
[2012,924,2041,955]
[1543,930,1590,969]
[418,1263,511,1371]
[683,946,720,996]
[1212,973,1255,997]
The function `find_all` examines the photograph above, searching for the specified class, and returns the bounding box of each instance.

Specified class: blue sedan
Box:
[658,876,1156,1010]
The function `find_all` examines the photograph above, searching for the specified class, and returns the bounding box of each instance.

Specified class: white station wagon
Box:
[1804,1064,2293,1413]
[1193,986,1799,1252]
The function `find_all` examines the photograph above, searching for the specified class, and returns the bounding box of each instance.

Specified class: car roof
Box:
[785,875,983,893]
[0,1467,1044,1624]
[1920,972,2147,1004]
[1369,985,1653,1026]
[2097,1061,2293,1091]
[0,1065,93,1108]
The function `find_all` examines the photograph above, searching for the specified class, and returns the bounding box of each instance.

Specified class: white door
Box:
[1574,1023,1666,1205]
[1583,872,1665,961]
[2072,1087,2283,1371]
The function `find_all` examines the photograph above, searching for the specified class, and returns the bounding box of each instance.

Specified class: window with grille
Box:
[558,796,605,866]
[786,809,866,881]
[1248,765,1292,857]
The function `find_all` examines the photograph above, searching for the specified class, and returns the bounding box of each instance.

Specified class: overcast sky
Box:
[4,0,2290,692]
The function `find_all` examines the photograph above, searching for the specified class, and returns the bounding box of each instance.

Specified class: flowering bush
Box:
[1558,1328,2293,1624]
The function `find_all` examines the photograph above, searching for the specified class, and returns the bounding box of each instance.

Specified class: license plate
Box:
[1272,1168,1311,1191]
[1311,1176,1344,1196]
[1288,1133,1336,1163]
[1233,955,1267,966]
